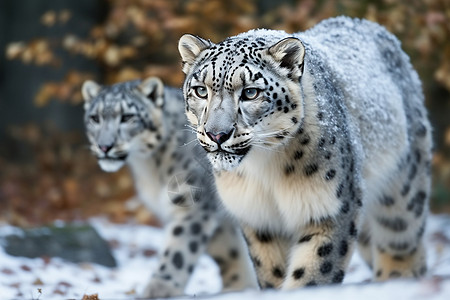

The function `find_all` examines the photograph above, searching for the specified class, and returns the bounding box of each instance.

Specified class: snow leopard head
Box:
[82,77,166,172]
[178,30,305,172]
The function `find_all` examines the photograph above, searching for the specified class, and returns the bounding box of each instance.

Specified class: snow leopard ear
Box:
[138,76,165,107]
[81,80,101,109]
[268,37,305,80]
[178,34,212,74]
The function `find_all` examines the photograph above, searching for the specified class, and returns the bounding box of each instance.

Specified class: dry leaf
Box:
[41,11,57,27]
[5,42,25,60]
[1,268,14,275]
[20,265,32,272]
[125,288,136,295]
[32,278,44,285]
[82,294,99,300]
[59,10,72,24]
[52,288,66,295]
[143,248,157,257]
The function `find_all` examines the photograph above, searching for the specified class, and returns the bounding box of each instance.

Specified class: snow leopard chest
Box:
[215,149,341,234]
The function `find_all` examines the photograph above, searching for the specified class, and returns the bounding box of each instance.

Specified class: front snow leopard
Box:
[82,77,256,298]
[179,16,432,289]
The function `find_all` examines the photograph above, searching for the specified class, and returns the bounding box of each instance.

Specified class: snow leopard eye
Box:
[193,86,208,99]
[241,88,260,101]
[90,115,100,123]
[120,114,135,123]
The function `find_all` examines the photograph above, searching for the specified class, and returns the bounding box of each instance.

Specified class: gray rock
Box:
[2,223,116,267]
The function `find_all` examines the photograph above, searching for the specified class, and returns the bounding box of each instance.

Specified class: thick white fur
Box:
[215,69,341,233]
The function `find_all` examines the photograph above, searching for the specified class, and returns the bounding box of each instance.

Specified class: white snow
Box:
[1,214,450,299]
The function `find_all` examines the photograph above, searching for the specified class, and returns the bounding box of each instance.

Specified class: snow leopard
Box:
[81,77,256,297]
[178,16,432,289]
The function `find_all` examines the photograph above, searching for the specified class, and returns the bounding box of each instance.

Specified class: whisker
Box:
[256,132,295,142]
[181,138,200,147]
[183,124,198,131]
[251,143,282,154]
[252,140,281,146]
[180,128,198,134]
[257,128,295,138]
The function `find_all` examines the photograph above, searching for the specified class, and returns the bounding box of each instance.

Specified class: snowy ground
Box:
[1,215,450,299]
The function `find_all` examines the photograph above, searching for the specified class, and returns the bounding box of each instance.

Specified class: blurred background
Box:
[0,0,449,228]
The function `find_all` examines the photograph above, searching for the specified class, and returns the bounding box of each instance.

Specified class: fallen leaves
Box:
[1,268,15,275]
[20,265,32,272]
[92,275,102,284]
[143,248,157,258]
[52,282,74,296]
[32,278,44,285]
[125,288,136,295]
[82,294,99,300]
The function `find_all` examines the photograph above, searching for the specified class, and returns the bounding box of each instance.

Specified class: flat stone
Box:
[3,223,116,267]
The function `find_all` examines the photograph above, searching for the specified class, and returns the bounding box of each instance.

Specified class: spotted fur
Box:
[178,17,432,289]
[82,77,256,298]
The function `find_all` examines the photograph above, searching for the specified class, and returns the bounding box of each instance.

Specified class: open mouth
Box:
[212,146,251,157]
[203,144,251,156]
[231,146,251,156]
[115,154,128,161]
[205,146,252,172]
[99,154,128,161]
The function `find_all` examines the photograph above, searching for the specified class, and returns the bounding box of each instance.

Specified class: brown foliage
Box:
[5,0,449,104]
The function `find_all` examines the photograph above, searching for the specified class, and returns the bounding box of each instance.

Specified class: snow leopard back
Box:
[298,17,429,157]
[296,17,432,207]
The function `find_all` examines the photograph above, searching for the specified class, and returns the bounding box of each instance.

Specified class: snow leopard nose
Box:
[206,130,233,145]
[99,144,113,153]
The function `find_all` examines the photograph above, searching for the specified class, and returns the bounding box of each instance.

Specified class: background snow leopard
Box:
[178,16,432,289]
[82,77,256,298]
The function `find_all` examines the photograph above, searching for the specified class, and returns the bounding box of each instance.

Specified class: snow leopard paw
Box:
[141,276,183,299]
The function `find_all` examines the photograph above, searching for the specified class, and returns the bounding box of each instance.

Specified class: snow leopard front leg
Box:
[282,218,357,288]
[241,226,291,289]
[142,185,220,298]
[206,221,258,291]
[143,214,220,298]
[243,213,358,289]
